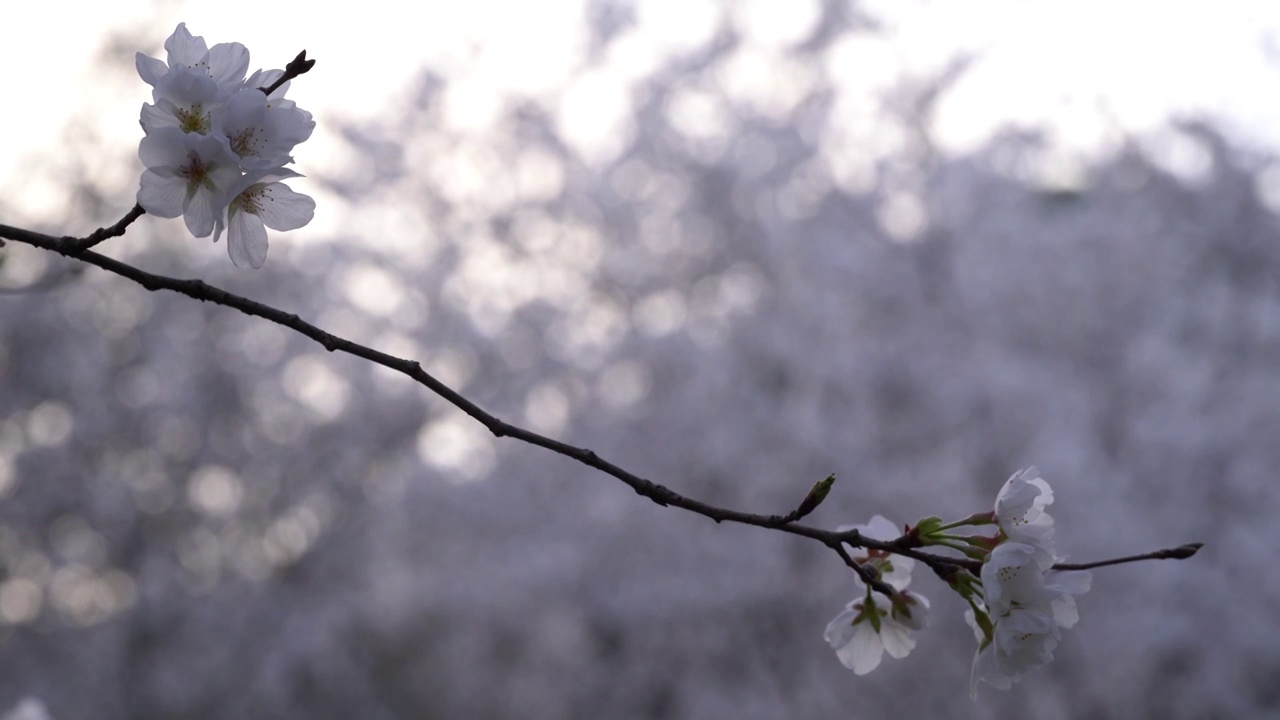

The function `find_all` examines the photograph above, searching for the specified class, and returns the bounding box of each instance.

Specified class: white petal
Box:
[964,607,986,643]
[206,42,250,88]
[138,127,188,168]
[969,649,983,699]
[1046,570,1091,628]
[879,555,915,591]
[164,23,207,69]
[245,69,281,89]
[183,186,220,238]
[971,644,1015,697]
[139,103,179,136]
[991,606,1059,676]
[1049,569,1092,596]
[136,52,168,87]
[880,620,916,659]
[246,69,290,98]
[224,87,268,125]
[228,210,269,268]
[266,104,315,147]
[190,132,243,171]
[864,515,900,541]
[256,183,315,232]
[837,622,884,675]
[1050,596,1079,629]
[823,607,859,649]
[137,169,185,218]
[982,542,1051,614]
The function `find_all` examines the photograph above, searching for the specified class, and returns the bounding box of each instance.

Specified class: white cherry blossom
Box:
[136,24,313,267]
[994,467,1056,549]
[139,65,221,136]
[967,603,1060,694]
[137,127,242,238]
[214,169,315,269]
[967,469,1093,696]
[219,88,315,170]
[136,23,248,99]
[980,541,1054,615]
[825,591,929,675]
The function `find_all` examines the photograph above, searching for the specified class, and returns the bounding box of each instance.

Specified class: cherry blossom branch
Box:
[11,27,1205,691]
[0,209,1203,594]
[56,49,311,259]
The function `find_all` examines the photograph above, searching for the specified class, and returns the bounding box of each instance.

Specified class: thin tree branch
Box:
[1053,542,1204,571]
[828,540,896,597]
[63,203,146,253]
[0,210,1203,591]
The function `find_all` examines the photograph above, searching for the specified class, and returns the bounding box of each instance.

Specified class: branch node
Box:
[260,51,316,96]
[1172,542,1204,558]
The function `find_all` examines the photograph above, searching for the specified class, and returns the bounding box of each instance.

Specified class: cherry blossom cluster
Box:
[824,468,1091,697]
[135,24,315,268]
[823,515,929,674]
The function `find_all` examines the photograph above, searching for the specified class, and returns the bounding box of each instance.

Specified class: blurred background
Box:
[2,1,1279,718]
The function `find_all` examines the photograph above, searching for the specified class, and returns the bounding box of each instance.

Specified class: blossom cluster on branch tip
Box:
[824,515,930,674]
[135,23,315,269]
[966,468,1091,696]
[823,469,1092,698]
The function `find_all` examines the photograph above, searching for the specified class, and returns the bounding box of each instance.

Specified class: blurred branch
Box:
[0,264,86,293]
[0,208,1203,593]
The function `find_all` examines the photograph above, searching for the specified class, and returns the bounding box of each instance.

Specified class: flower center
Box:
[229,127,264,158]
[180,153,210,190]
[233,185,268,216]
[176,104,210,134]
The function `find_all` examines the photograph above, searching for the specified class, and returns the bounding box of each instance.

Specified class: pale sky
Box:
[4,0,1280,223]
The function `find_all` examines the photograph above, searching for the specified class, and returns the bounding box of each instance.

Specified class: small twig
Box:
[260,51,315,96]
[763,473,835,527]
[828,539,897,598]
[1053,542,1204,571]
[64,203,146,253]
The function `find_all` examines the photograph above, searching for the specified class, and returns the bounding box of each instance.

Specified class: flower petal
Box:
[256,183,315,232]
[205,42,250,89]
[880,621,915,659]
[863,515,900,541]
[136,52,168,87]
[183,185,220,238]
[823,606,859,649]
[137,169,185,218]
[995,468,1056,547]
[837,622,884,675]
[1046,570,1091,628]
[164,23,207,69]
[227,210,269,269]
[138,126,188,168]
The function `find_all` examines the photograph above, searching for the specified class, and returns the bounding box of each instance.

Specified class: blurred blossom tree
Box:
[0,7,1276,720]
